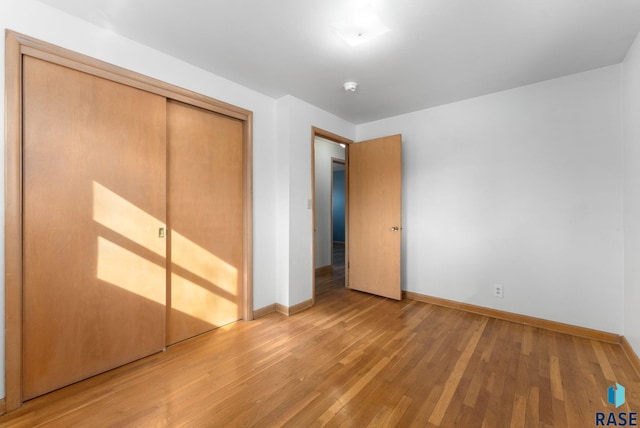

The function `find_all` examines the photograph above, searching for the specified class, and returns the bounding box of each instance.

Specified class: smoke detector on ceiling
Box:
[344,81,358,92]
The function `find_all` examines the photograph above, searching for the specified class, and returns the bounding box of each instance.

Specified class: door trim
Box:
[310,127,353,304]
[4,30,253,410]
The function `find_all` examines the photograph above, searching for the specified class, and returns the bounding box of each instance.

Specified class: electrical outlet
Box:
[494,284,504,298]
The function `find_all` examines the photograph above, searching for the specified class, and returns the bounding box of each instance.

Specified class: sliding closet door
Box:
[167,101,243,345]
[22,56,167,400]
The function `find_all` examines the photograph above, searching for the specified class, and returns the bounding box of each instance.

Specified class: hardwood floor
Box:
[1,272,638,427]
[315,243,345,297]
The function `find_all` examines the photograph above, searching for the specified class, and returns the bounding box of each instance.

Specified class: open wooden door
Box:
[347,134,402,300]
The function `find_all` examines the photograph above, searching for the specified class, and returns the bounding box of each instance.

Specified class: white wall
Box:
[314,138,345,268]
[0,0,282,398]
[275,97,292,307]
[623,34,640,357]
[275,96,355,307]
[357,65,624,333]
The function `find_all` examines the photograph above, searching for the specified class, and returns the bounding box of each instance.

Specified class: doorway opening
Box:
[311,129,352,300]
[331,159,346,277]
[314,157,346,297]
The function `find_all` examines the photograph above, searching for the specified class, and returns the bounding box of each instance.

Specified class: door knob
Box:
[391,226,399,231]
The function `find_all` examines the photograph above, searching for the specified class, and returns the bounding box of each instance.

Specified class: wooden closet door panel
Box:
[167,101,243,345]
[22,56,167,400]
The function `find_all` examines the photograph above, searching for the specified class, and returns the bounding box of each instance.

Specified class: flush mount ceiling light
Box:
[331,3,390,47]
[344,81,358,92]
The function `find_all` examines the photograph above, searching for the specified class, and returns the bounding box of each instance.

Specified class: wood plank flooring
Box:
[1,265,638,427]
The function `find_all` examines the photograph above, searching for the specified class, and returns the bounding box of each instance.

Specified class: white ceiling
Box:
[35,0,640,124]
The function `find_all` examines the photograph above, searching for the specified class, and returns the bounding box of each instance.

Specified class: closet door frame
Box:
[4,30,254,411]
